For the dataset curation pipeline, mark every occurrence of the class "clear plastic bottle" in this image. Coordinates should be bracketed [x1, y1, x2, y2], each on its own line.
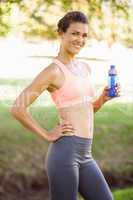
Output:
[108, 65, 118, 97]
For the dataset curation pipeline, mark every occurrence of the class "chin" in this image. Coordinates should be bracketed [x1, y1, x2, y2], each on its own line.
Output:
[70, 48, 81, 55]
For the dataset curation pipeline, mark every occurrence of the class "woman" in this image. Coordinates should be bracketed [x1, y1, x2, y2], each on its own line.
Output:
[11, 11, 120, 200]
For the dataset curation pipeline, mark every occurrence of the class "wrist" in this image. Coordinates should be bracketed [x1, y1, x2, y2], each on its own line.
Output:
[99, 95, 106, 106]
[44, 132, 51, 141]
[38, 129, 50, 141]
[101, 92, 110, 103]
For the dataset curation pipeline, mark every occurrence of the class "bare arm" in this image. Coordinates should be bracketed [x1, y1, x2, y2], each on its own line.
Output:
[84, 62, 109, 113]
[92, 95, 107, 113]
[10, 64, 57, 141]
[93, 85, 120, 113]
[10, 63, 75, 142]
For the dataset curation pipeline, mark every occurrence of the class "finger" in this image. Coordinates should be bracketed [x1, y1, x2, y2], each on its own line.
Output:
[61, 122, 72, 126]
[62, 128, 75, 133]
[62, 129, 75, 133]
[62, 125, 75, 129]
[116, 90, 120, 94]
[115, 86, 120, 90]
[61, 123, 73, 126]
[116, 86, 121, 90]
[61, 132, 75, 137]
[116, 83, 121, 86]
[61, 122, 75, 129]
[116, 88, 121, 92]
[104, 85, 108, 89]
[62, 126, 75, 130]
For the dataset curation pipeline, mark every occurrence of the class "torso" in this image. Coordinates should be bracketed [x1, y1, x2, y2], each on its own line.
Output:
[47, 60, 94, 139]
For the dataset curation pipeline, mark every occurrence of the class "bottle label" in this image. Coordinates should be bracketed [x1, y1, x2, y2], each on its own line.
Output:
[108, 75, 117, 87]
[108, 75, 117, 97]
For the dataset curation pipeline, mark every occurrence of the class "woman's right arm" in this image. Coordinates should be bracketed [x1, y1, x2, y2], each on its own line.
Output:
[10, 64, 75, 142]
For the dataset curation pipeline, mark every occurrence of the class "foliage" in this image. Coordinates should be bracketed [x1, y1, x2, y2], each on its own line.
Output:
[0, 100, 133, 174]
[113, 187, 133, 200]
[0, 0, 133, 46]
[0, 2, 11, 36]
[79, 187, 133, 200]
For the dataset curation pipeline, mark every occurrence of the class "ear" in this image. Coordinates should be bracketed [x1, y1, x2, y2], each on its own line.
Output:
[58, 30, 66, 40]
[58, 30, 64, 36]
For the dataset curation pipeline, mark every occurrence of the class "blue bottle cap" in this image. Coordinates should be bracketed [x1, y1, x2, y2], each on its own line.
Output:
[110, 65, 115, 69]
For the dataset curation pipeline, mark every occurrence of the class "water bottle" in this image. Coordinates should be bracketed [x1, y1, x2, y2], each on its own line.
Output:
[108, 65, 118, 97]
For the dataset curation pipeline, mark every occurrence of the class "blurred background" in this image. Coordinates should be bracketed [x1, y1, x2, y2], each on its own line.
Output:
[0, 1, 133, 200]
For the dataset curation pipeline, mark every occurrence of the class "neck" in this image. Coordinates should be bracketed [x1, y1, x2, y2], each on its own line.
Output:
[56, 45, 75, 65]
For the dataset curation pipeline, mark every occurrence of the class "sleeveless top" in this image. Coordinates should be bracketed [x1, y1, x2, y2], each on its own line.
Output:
[49, 58, 95, 108]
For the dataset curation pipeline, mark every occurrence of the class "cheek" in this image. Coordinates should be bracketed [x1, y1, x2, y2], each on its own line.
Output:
[82, 40, 87, 47]
[65, 38, 74, 46]
[67, 34, 76, 41]
[64, 34, 72, 42]
[62, 39, 69, 47]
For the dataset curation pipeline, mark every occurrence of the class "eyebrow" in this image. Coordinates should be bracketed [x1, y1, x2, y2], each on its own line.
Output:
[72, 30, 88, 35]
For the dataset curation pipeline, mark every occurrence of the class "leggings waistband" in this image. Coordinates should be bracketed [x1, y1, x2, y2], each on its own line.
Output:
[53, 135, 93, 154]
[71, 135, 93, 142]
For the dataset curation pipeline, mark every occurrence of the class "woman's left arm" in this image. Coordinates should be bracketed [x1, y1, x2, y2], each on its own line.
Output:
[84, 62, 120, 112]
[92, 84, 121, 113]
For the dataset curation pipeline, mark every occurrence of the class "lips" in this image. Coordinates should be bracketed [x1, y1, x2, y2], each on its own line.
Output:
[73, 44, 82, 49]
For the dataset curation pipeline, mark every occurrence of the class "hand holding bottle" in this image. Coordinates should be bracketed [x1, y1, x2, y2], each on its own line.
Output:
[108, 65, 118, 97]
[101, 84, 121, 103]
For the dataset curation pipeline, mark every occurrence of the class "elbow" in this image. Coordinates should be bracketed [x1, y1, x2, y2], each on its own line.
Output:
[10, 106, 27, 119]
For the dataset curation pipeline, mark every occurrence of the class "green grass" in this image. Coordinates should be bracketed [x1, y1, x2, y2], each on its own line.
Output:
[0, 78, 31, 86]
[0, 101, 132, 176]
[0, 77, 133, 176]
[93, 102, 133, 173]
[0, 103, 58, 175]
[0, 90, 132, 200]
[78, 187, 133, 200]
[113, 187, 133, 200]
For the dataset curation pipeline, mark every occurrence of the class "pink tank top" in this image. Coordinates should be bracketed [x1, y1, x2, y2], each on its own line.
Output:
[49, 58, 95, 108]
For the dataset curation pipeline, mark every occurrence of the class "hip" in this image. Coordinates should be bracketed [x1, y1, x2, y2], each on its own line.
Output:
[45, 135, 93, 169]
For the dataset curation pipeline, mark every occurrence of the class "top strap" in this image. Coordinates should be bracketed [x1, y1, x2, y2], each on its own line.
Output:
[53, 58, 74, 76]
[53, 58, 89, 80]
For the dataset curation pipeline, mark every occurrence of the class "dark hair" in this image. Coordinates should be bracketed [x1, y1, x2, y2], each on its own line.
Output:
[57, 11, 88, 33]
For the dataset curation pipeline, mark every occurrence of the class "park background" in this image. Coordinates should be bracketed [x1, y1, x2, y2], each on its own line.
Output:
[0, 0, 133, 199]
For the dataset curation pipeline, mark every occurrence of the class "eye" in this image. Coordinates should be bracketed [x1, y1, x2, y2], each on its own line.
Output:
[83, 34, 88, 38]
[72, 32, 78, 35]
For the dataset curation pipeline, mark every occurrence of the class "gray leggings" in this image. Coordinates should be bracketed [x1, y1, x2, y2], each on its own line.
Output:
[44, 135, 113, 200]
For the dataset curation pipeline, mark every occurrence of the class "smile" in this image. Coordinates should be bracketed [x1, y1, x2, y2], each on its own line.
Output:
[73, 44, 81, 49]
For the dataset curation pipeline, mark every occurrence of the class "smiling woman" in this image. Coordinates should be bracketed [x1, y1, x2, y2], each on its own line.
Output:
[57, 13, 88, 55]
[11, 11, 120, 200]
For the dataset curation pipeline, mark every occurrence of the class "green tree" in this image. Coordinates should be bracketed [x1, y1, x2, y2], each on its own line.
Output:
[0, 2, 11, 36]
[0, 0, 133, 46]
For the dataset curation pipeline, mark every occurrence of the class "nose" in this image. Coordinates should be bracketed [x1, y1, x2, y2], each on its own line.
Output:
[78, 35, 84, 41]
[76, 36, 84, 45]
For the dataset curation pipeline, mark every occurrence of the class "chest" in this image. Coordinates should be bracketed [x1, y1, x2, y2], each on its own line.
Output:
[47, 64, 89, 93]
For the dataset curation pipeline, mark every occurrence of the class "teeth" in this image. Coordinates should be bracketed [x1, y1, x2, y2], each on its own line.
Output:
[74, 45, 80, 48]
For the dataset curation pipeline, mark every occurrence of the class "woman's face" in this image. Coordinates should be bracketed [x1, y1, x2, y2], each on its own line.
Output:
[60, 22, 88, 55]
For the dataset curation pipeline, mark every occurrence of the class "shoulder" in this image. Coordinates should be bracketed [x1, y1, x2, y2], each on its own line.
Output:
[43, 62, 62, 78]
[44, 62, 58, 73]
[48, 61, 64, 74]
[78, 60, 92, 75]
[30, 62, 61, 88]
